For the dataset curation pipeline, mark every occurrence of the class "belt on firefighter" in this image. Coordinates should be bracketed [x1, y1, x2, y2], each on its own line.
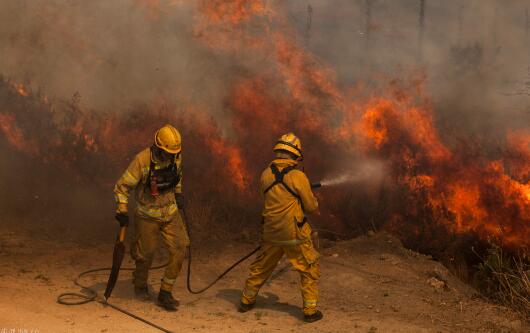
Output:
[136, 204, 178, 220]
[265, 235, 311, 246]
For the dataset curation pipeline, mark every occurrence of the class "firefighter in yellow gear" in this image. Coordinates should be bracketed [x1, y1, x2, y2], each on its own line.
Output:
[239, 133, 323, 323]
[113, 124, 189, 311]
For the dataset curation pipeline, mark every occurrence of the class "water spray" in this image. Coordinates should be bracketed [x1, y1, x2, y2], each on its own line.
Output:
[311, 159, 385, 189]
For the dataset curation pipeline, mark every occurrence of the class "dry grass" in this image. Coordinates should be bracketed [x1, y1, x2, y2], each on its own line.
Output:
[474, 245, 530, 317]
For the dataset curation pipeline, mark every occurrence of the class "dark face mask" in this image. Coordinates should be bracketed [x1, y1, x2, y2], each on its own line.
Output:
[153, 145, 176, 162]
[160, 150, 176, 161]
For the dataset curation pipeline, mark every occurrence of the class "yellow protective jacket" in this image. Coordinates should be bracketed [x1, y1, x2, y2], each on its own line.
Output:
[260, 158, 318, 243]
[114, 147, 182, 222]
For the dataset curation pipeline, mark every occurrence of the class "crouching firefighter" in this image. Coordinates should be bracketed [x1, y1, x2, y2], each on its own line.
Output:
[113, 124, 190, 311]
[239, 133, 322, 323]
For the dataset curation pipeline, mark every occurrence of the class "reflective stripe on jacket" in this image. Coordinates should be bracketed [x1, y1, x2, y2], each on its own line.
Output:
[114, 147, 182, 222]
[260, 158, 318, 243]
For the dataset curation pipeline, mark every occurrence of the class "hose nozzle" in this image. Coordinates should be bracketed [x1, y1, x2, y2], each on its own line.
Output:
[311, 182, 322, 189]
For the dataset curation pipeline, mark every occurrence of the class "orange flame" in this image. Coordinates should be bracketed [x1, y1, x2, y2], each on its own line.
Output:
[207, 137, 248, 191]
[0, 113, 36, 153]
[357, 88, 529, 250]
[194, 0, 271, 51]
[199, 0, 268, 25]
[12, 83, 29, 97]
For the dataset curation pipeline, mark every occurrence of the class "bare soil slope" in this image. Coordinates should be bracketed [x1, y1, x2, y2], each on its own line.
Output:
[0, 223, 527, 333]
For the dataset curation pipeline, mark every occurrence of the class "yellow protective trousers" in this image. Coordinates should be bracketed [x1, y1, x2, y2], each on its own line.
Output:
[131, 212, 190, 292]
[241, 238, 320, 316]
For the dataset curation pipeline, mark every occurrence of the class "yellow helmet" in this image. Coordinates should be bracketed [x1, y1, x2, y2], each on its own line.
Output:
[273, 132, 302, 158]
[154, 124, 182, 154]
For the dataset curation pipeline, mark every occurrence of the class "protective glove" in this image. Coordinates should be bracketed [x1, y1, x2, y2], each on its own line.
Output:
[115, 212, 129, 227]
[175, 193, 185, 209]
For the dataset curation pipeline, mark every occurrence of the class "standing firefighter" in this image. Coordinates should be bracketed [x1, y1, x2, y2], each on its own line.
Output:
[113, 124, 189, 311]
[239, 133, 322, 322]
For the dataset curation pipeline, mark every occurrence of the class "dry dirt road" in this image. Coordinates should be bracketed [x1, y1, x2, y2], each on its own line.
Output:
[0, 225, 527, 333]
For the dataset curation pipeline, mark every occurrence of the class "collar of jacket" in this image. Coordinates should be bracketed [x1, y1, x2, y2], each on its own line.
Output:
[271, 158, 298, 167]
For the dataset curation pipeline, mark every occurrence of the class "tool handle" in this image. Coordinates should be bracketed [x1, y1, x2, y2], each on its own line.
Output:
[118, 226, 127, 242]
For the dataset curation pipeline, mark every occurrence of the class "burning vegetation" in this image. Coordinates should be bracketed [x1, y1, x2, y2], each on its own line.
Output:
[0, 0, 528, 315]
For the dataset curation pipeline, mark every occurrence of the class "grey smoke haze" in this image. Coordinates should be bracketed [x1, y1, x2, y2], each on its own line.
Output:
[0, 1, 233, 112]
[286, 0, 530, 146]
[292, 0, 529, 78]
[1, 0, 529, 134]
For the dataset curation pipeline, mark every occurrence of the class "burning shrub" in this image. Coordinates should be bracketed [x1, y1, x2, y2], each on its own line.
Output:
[0, 77, 262, 238]
[1, 70, 529, 253]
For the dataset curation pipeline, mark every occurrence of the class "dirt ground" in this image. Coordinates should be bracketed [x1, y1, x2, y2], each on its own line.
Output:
[0, 222, 527, 333]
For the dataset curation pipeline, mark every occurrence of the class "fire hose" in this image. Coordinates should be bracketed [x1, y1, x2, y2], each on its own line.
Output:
[56, 263, 173, 332]
[185, 181, 322, 294]
[56, 237, 259, 333]
[56, 210, 261, 333]
[57, 182, 323, 332]
[183, 207, 261, 294]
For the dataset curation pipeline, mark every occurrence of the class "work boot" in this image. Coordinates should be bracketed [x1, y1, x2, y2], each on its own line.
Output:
[238, 301, 255, 313]
[134, 285, 150, 301]
[303, 310, 323, 323]
[157, 290, 178, 311]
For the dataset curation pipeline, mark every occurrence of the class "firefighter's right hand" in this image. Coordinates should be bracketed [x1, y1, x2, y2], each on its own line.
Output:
[115, 212, 129, 227]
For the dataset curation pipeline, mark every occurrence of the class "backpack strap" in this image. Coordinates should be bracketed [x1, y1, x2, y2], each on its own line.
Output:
[148, 158, 155, 182]
[263, 164, 300, 200]
[263, 164, 307, 228]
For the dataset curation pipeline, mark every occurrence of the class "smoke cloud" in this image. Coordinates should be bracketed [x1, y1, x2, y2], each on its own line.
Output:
[0, 1, 235, 114]
[2, 1, 529, 127]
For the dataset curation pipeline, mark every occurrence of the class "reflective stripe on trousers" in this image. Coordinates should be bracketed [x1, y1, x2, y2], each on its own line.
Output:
[136, 203, 178, 221]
